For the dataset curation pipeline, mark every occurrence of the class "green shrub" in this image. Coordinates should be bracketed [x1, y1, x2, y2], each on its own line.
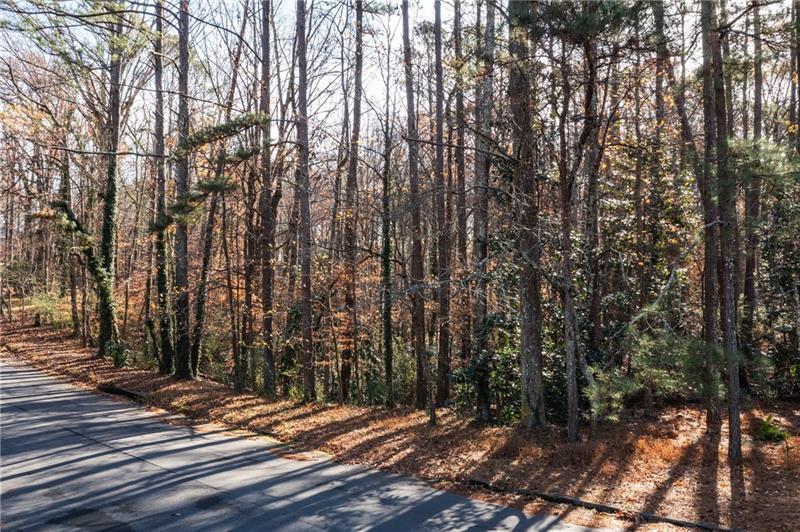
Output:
[106, 340, 129, 368]
[29, 291, 60, 324]
[754, 415, 788, 442]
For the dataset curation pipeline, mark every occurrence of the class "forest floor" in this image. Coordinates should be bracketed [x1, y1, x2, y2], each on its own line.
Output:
[1, 322, 798, 531]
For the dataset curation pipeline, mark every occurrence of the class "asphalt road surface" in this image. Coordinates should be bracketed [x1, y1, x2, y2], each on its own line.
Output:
[0, 359, 599, 531]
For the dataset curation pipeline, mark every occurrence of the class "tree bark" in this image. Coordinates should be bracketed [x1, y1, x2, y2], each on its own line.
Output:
[558, 42, 580, 441]
[710, 3, 742, 463]
[402, 0, 427, 411]
[742, 3, 763, 359]
[341, 0, 363, 402]
[434, 0, 451, 407]
[701, 0, 723, 431]
[454, 0, 469, 363]
[97, 8, 122, 357]
[381, 24, 394, 408]
[173, 0, 193, 379]
[509, 0, 545, 429]
[473, 0, 494, 423]
[296, 0, 315, 402]
[259, 0, 278, 397]
[153, 0, 174, 375]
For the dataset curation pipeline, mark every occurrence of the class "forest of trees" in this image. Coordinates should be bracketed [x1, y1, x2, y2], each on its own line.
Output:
[1, 0, 799, 476]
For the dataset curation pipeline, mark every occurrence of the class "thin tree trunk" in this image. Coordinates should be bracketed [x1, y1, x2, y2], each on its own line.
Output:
[434, 0, 451, 407]
[296, 0, 315, 402]
[454, 0, 469, 363]
[153, 0, 174, 374]
[260, 0, 278, 397]
[402, 0, 427, 412]
[473, 0, 494, 423]
[173, 0, 193, 379]
[560, 41, 579, 443]
[742, 4, 763, 362]
[341, 0, 363, 402]
[221, 193, 243, 391]
[97, 8, 122, 357]
[381, 25, 394, 408]
[711, 3, 742, 464]
[59, 129, 81, 337]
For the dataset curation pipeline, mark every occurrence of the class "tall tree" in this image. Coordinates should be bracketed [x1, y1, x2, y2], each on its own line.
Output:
[402, 0, 427, 411]
[742, 3, 763, 363]
[652, 0, 720, 432]
[381, 19, 394, 408]
[473, 0, 494, 422]
[96, 4, 123, 357]
[260, 0, 278, 396]
[454, 0, 469, 362]
[710, 2, 742, 464]
[173, 0, 193, 379]
[342, 0, 363, 402]
[700, 0, 722, 431]
[296, 0, 315, 402]
[559, 38, 579, 442]
[153, 0, 174, 375]
[434, 0, 451, 407]
[509, 0, 545, 428]
[190, 2, 249, 376]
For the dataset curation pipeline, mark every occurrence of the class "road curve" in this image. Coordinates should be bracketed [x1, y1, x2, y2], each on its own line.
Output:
[0, 359, 598, 531]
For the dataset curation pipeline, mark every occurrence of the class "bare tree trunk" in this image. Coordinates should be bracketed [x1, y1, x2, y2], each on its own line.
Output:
[190, 193, 219, 375]
[402, 0, 427, 412]
[700, 0, 722, 432]
[153, 0, 174, 375]
[296, 0, 315, 402]
[742, 3, 763, 366]
[473, 0, 494, 423]
[97, 8, 122, 357]
[454, 0, 469, 363]
[381, 24, 394, 408]
[58, 127, 81, 337]
[434, 0, 451, 407]
[260, 0, 278, 397]
[173, 0, 193, 379]
[559, 41, 579, 443]
[341, 0, 363, 402]
[711, 3, 742, 464]
[509, 0, 545, 429]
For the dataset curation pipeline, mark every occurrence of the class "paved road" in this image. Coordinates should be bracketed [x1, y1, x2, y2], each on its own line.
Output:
[0, 360, 596, 531]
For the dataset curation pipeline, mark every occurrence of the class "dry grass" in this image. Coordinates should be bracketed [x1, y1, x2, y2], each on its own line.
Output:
[2, 322, 798, 531]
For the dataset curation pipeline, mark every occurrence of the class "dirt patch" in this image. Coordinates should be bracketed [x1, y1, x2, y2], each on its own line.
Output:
[2, 322, 798, 530]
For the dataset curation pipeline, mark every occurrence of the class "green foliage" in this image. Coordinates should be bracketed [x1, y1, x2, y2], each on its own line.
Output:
[150, 178, 236, 232]
[172, 113, 268, 160]
[453, 314, 521, 425]
[584, 369, 640, 422]
[106, 340, 129, 368]
[488, 344, 521, 425]
[754, 415, 789, 442]
[538, 1, 642, 44]
[29, 291, 60, 324]
[391, 338, 418, 406]
[217, 146, 261, 165]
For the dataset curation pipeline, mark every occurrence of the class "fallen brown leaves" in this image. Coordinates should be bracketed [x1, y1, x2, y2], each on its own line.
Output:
[2, 323, 798, 531]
